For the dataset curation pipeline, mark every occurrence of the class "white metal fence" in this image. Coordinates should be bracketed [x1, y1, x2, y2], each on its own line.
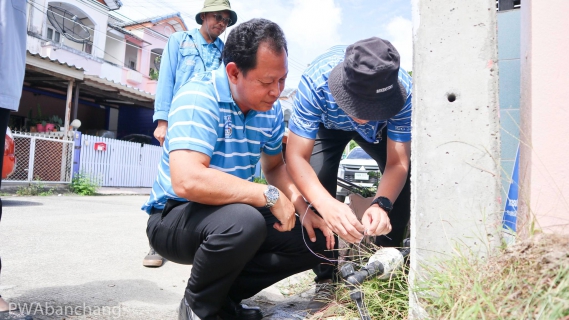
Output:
[6, 132, 74, 183]
[79, 134, 162, 187]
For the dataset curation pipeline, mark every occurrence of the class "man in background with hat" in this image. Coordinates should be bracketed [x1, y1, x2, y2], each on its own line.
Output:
[285, 37, 412, 311]
[144, 0, 238, 268]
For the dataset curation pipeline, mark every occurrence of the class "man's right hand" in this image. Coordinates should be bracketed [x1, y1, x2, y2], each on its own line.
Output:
[318, 199, 365, 243]
[154, 120, 168, 146]
[269, 190, 296, 232]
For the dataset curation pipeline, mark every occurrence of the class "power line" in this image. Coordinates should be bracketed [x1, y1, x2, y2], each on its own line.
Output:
[118, 0, 310, 74]
[29, 1, 165, 59]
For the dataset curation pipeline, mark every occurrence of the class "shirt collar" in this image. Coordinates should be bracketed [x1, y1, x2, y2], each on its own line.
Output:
[192, 28, 223, 49]
[213, 65, 234, 103]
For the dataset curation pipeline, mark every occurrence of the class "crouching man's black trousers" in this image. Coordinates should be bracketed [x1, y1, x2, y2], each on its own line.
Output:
[147, 199, 329, 320]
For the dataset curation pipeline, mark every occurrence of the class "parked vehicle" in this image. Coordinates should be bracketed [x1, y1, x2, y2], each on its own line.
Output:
[3, 127, 16, 179]
[120, 133, 154, 145]
[336, 147, 379, 202]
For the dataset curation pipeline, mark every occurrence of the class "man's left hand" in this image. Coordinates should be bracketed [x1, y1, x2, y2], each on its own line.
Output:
[300, 208, 335, 250]
[361, 205, 392, 236]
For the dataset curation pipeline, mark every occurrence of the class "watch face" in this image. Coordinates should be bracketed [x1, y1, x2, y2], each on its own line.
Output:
[376, 197, 393, 211]
[266, 186, 279, 201]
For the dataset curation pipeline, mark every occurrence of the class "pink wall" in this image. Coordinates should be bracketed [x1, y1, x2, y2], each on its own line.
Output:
[520, 0, 569, 235]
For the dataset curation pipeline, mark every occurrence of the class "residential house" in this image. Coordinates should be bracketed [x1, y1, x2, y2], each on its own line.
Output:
[14, 0, 187, 144]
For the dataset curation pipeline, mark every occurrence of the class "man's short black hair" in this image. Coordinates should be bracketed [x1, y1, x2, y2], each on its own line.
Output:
[222, 18, 288, 75]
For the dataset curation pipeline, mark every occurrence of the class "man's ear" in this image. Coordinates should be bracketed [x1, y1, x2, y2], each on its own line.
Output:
[226, 62, 240, 85]
[200, 13, 205, 20]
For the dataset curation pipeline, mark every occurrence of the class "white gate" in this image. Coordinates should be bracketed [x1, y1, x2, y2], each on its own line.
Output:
[79, 134, 162, 187]
[6, 132, 74, 184]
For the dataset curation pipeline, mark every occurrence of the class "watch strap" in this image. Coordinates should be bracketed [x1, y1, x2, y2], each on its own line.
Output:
[370, 196, 393, 213]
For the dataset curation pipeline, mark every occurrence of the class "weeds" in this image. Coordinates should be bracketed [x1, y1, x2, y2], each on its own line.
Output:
[415, 233, 569, 320]
[308, 234, 569, 319]
[311, 244, 410, 320]
[70, 173, 99, 195]
[16, 177, 54, 196]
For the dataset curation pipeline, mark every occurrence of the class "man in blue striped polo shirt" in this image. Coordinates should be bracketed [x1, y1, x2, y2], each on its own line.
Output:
[145, 0, 237, 268]
[143, 19, 333, 320]
[286, 37, 412, 311]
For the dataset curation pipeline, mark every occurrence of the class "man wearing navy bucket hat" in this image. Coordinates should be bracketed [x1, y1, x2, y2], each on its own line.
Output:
[286, 37, 413, 312]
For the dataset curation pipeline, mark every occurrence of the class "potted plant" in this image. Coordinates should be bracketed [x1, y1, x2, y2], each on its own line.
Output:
[46, 115, 63, 132]
[34, 104, 46, 132]
[36, 120, 46, 133]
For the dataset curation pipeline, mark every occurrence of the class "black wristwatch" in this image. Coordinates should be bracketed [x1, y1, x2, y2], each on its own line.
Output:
[370, 196, 393, 213]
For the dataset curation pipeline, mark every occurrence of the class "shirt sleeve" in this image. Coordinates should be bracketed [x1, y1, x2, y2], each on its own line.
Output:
[262, 101, 284, 155]
[153, 33, 181, 122]
[166, 84, 220, 157]
[288, 74, 324, 140]
[386, 84, 412, 142]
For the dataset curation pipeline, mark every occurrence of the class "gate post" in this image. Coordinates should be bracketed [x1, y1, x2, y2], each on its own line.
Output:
[73, 131, 82, 178]
[27, 137, 37, 182]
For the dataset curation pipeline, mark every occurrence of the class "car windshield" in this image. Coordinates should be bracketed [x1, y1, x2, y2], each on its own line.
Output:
[347, 148, 372, 160]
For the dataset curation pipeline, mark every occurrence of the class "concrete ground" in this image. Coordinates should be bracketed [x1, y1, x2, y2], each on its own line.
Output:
[0, 194, 320, 320]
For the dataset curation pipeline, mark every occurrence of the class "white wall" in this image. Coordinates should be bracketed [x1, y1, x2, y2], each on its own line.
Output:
[104, 30, 126, 66]
[124, 41, 139, 71]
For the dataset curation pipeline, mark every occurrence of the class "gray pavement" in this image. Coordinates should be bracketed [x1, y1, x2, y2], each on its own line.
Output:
[0, 195, 319, 320]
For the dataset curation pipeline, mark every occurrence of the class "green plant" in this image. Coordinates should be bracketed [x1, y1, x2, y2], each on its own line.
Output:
[149, 68, 159, 80]
[47, 115, 63, 129]
[253, 177, 267, 185]
[70, 173, 100, 195]
[16, 177, 54, 196]
[348, 140, 359, 151]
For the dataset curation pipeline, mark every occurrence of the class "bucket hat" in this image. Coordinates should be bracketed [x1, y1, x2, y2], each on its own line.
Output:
[329, 37, 407, 121]
[195, 0, 237, 27]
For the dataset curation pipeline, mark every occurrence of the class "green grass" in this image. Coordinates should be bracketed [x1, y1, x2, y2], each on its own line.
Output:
[310, 233, 569, 320]
[415, 233, 569, 320]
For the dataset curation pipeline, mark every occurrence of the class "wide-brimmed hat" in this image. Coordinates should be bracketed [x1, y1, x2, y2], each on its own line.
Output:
[195, 0, 237, 27]
[329, 37, 407, 121]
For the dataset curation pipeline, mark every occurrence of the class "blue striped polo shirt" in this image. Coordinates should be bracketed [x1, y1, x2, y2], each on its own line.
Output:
[289, 45, 413, 143]
[142, 66, 285, 213]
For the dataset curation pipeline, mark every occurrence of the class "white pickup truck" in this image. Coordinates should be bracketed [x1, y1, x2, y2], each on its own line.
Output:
[336, 147, 379, 202]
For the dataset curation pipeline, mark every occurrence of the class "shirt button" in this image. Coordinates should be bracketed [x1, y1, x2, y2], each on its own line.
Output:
[238, 111, 242, 115]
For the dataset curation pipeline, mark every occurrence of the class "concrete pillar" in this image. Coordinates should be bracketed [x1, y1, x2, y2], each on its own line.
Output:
[519, 0, 569, 236]
[410, 0, 501, 316]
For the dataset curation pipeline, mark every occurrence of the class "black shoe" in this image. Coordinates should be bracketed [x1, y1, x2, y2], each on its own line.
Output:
[178, 298, 201, 320]
[218, 299, 262, 320]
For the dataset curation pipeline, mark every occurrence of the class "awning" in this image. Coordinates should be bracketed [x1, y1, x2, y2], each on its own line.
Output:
[83, 75, 155, 102]
[26, 51, 84, 80]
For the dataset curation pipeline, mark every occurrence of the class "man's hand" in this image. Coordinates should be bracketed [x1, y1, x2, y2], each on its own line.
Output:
[318, 199, 365, 243]
[269, 190, 296, 232]
[361, 205, 392, 236]
[154, 120, 168, 146]
[299, 208, 335, 250]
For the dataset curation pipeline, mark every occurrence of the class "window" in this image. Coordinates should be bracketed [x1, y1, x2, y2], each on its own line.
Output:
[47, 27, 61, 43]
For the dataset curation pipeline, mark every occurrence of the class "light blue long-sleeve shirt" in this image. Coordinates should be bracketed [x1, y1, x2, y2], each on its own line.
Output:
[0, 0, 28, 111]
[153, 28, 224, 122]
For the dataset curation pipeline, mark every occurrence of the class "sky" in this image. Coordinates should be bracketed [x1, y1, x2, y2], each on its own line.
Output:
[113, 0, 412, 89]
